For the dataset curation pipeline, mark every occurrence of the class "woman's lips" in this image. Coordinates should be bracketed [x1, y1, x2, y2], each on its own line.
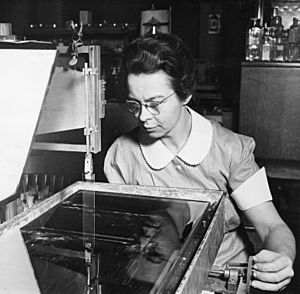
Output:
[143, 126, 157, 132]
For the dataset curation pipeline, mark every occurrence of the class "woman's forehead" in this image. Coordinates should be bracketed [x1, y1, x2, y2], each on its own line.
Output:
[127, 71, 172, 97]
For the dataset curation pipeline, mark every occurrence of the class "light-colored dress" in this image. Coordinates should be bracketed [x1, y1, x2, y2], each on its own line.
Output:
[104, 107, 272, 269]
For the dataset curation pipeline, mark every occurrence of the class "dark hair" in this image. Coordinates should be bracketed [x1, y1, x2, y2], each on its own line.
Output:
[122, 33, 195, 101]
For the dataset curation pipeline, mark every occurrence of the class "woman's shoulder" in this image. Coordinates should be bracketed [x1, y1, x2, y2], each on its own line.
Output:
[104, 127, 141, 169]
[211, 120, 255, 148]
[110, 126, 140, 148]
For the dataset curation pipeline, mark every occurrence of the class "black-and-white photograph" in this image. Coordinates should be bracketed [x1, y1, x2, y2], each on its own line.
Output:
[0, 0, 299, 293]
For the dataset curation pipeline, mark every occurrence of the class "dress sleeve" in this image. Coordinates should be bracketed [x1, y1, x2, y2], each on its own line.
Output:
[228, 134, 259, 191]
[104, 140, 129, 184]
[229, 134, 272, 211]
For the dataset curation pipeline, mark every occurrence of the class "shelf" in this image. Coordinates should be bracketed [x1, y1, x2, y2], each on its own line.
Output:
[193, 83, 222, 101]
[241, 61, 300, 68]
[19, 24, 138, 38]
[194, 83, 221, 91]
[257, 159, 300, 180]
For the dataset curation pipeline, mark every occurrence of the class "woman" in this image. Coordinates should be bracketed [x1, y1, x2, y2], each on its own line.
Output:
[104, 33, 295, 293]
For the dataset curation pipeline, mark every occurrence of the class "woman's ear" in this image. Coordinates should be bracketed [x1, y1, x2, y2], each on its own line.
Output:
[182, 94, 192, 106]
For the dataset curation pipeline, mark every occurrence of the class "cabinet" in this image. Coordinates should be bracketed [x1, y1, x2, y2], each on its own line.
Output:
[239, 62, 300, 161]
[239, 62, 300, 177]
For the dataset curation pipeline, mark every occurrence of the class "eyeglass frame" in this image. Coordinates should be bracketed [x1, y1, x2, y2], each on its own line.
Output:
[125, 92, 176, 117]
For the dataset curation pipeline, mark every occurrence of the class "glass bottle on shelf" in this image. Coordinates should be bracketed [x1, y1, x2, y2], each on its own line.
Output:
[271, 9, 284, 61]
[288, 18, 300, 61]
[246, 18, 263, 61]
[269, 27, 276, 61]
[296, 19, 300, 61]
[274, 32, 284, 61]
[270, 8, 279, 26]
[261, 23, 271, 61]
[245, 19, 254, 61]
[282, 29, 289, 61]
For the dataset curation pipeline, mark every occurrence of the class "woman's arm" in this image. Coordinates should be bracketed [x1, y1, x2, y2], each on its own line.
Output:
[244, 201, 296, 292]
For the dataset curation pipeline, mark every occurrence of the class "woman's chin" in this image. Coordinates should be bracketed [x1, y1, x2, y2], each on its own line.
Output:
[141, 127, 161, 138]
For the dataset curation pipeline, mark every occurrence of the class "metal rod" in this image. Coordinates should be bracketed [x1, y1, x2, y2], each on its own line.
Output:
[84, 62, 91, 155]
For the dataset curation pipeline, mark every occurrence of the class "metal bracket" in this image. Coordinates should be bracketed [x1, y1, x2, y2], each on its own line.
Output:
[83, 67, 98, 76]
[84, 153, 94, 182]
[66, 20, 83, 66]
[224, 265, 244, 293]
[85, 242, 101, 294]
[208, 256, 254, 294]
[84, 127, 98, 136]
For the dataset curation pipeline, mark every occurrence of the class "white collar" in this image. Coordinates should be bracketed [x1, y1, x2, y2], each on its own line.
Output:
[139, 107, 213, 170]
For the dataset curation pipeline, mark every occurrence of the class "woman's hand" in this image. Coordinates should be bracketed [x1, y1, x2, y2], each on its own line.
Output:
[251, 249, 294, 292]
[244, 201, 296, 291]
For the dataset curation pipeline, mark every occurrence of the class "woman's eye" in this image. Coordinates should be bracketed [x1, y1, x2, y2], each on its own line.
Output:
[149, 102, 160, 108]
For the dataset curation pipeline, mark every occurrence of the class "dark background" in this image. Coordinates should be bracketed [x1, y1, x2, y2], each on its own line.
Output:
[0, 0, 269, 117]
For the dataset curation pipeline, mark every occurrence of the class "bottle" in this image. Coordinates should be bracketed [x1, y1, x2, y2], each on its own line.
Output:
[247, 18, 263, 61]
[271, 9, 284, 61]
[261, 24, 271, 61]
[274, 32, 284, 61]
[288, 18, 300, 61]
[245, 19, 254, 61]
[269, 27, 276, 61]
[282, 29, 289, 61]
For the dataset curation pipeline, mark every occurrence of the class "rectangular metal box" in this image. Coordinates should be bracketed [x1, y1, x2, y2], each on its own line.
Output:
[0, 182, 225, 294]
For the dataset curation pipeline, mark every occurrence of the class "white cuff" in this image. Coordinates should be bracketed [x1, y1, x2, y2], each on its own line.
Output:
[231, 167, 272, 211]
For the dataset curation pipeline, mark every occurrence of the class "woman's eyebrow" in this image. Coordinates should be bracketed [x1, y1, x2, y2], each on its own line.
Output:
[145, 95, 165, 101]
[128, 95, 165, 101]
[127, 96, 138, 101]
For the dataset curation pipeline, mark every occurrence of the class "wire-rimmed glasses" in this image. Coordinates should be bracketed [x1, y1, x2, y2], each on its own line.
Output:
[125, 92, 175, 117]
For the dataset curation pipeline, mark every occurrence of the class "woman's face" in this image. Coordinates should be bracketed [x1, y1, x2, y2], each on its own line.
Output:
[127, 71, 187, 140]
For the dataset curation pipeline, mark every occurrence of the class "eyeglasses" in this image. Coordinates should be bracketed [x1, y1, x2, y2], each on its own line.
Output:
[125, 92, 175, 117]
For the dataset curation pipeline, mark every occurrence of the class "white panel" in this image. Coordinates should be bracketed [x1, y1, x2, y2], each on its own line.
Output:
[37, 67, 85, 134]
[0, 229, 40, 293]
[0, 49, 56, 201]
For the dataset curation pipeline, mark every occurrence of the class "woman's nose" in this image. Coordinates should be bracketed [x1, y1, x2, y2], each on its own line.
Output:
[139, 105, 153, 121]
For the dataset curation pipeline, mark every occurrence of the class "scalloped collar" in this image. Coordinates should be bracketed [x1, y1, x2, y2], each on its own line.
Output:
[139, 107, 213, 170]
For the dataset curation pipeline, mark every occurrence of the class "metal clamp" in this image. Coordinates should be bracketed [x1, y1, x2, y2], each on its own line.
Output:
[85, 242, 101, 294]
[209, 256, 254, 294]
[83, 67, 98, 76]
[66, 20, 83, 66]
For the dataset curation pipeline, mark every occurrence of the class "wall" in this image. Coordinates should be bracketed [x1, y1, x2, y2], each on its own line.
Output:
[0, 0, 201, 55]
[0, 0, 270, 123]
[0, 0, 266, 132]
[0, 0, 257, 64]
[0, 0, 264, 146]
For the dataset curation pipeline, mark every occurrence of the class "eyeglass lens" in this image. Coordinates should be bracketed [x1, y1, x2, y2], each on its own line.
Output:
[126, 101, 141, 115]
[126, 92, 174, 116]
